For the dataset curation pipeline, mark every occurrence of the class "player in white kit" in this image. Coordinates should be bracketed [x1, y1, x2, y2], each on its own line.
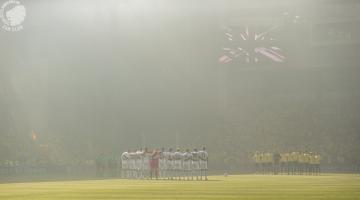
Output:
[121, 150, 130, 178]
[128, 151, 136, 179]
[135, 149, 143, 179]
[159, 147, 167, 179]
[198, 146, 208, 180]
[191, 148, 200, 180]
[142, 147, 151, 179]
[166, 148, 174, 180]
[183, 149, 193, 180]
[174, 148, 183, 180]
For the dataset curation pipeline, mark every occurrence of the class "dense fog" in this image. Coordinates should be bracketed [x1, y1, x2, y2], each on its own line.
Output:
[1, 0, 360, 175]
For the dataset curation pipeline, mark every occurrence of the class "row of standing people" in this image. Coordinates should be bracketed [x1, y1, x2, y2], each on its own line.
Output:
[253, 151, 321, 175]
[121, 147, 208, 180]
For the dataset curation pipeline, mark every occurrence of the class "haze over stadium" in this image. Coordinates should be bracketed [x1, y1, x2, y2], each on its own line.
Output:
[0, 0, 360, 199]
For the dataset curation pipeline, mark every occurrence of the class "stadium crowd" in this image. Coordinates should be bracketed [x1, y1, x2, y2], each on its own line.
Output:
[0, 158, 95, 176]
[252, 151, 321, 175]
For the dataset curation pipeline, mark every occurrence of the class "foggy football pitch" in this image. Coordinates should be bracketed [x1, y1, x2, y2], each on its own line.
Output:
[1, 174, 360, 200]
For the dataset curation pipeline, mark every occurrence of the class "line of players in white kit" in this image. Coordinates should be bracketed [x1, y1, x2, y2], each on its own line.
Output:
[121, 147, 208, 180]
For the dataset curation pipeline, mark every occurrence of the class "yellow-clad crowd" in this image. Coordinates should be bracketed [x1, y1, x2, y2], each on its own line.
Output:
[252, 151, 321, 175]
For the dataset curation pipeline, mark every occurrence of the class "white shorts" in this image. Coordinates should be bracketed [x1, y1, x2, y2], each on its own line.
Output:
[174, 160, 182, 170]
[159, 159, 166, 170]
[183, 160, 191, 170]
[122, 160, 128, 169]
[136, 159, 142, 170]
[200, 160, 208, 170]
[166, 160, 174, 170]
[143, 159, 150, 170]
[129, 160, 136, 170]
[192, 161, 200, 170]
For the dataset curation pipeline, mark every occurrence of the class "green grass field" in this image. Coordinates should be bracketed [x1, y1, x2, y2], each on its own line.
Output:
[1, 174, 360, 200]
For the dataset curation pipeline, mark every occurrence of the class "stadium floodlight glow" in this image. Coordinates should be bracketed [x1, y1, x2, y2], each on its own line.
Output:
[219, 26, 286, 64]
